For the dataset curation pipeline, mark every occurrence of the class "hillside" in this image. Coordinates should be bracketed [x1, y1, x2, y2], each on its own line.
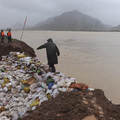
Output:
[9, 22, 31, 30]
[32, 10, 109, 31]
[32, 16, 56, 30]
[110, 25, 120, 31]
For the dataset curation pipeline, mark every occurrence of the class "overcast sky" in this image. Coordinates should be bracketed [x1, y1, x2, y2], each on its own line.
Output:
[0, 0, 120, 29]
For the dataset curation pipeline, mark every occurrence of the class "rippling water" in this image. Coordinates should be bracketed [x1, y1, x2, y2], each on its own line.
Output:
[12, 31, 120, 104]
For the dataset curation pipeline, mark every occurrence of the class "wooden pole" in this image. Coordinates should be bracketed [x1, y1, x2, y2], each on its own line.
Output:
[20, 16, 27, 41]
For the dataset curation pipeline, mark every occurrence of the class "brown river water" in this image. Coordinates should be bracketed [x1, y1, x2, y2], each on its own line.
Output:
[11, 31, 120, 104]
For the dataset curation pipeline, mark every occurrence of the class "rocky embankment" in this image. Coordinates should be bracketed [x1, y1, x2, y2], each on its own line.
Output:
[0, 39, 120, 120]
[0, 36, 36, 60]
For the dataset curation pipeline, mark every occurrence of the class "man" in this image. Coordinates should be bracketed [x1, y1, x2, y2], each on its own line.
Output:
[7, 30, 12, 43]
[1, 30, 4, 44]
[37, 38, 60, 72]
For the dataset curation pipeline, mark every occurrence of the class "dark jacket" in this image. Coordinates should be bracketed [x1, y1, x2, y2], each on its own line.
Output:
[37, 39, 60, 65]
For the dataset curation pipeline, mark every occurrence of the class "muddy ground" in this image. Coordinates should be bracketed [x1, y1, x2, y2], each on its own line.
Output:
[22, 89, 120, 120]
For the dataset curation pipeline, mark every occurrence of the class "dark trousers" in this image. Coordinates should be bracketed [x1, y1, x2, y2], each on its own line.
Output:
[49, 64, 56, 72]
[1, 36, 4, 43]
[8, 37, 12, 43]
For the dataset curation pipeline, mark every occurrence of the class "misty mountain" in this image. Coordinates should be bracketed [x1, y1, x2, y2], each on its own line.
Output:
[10, 23, 30, 30]
[32, 10, 110, 31]
[110, 25, 120, 31]
[32, 16, 56, 30]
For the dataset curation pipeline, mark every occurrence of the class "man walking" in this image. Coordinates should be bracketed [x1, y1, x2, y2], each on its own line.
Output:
[37, 38, 60, 72]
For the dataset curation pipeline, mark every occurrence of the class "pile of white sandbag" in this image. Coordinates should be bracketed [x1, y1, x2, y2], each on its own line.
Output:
[0, 52, 76, 120]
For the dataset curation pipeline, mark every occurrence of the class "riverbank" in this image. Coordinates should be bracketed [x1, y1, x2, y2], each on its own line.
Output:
[11, 30, 120, 104]
[22, 89, 120, 120]
[0, 39, 119, 120]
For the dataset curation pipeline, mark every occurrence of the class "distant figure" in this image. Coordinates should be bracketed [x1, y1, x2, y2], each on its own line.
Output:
[37, 38, 60, 72]
[7, 30, 12, 43]
[1, 30, 4, 44]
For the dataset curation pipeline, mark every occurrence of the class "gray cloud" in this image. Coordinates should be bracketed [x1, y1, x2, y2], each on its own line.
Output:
[0, 0, 120, 29]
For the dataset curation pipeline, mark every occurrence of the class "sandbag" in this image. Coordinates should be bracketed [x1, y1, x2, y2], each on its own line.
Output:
[17, 54, 25, 58]
[69, 83, 88, 90]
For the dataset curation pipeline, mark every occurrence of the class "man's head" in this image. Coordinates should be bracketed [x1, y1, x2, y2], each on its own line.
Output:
[47, 38, 53, 42]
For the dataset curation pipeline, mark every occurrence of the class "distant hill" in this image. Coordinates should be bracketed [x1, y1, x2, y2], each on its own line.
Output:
[32, 16, 56, 30]
[110, 25, 120, 31]
[10, 23, 30, 30]
[32, 10, 110, 31]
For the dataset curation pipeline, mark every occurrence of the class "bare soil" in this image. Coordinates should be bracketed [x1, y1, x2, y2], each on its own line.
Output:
[22, 89, 120, 120]
[0, 36, 36, 60]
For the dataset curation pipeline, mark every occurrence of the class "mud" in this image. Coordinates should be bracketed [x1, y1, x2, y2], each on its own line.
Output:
[22, 89, 120, 120]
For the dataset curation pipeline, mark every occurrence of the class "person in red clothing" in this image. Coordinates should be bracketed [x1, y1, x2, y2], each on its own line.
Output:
[1, 30, 4, 43]
[7, 30, 12, 43]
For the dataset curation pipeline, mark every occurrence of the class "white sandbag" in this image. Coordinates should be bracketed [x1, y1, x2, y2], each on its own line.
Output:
[51, 84, 57, 90]
[0, 88, 3, 92]
[3, 87, 8, 92]
[0, 111, 10, 118]
[5, 83, 12, 87]
[51, 88, 59, 98]
[34, 73, 42, 81]
[45, 72, 54, 80]
[39, 93, 46, 100]
[57, 80, 64, 87]
[46, 89, 52, 94]
[87, 88, 94, 91]
[36, 87, 45, 93]
[39, 97, 48, 106]
[18, 101, 23, 106]
[40, 83, 47, 89]
[30, 83, 38, 91]
[10, 111, 18, 120]
[0, 116, 10, 120]
[52, 75, 60, 82]
[32, 106, 36, 111]
[5, 104, 10, 109]
[58, 88, 67, 92]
